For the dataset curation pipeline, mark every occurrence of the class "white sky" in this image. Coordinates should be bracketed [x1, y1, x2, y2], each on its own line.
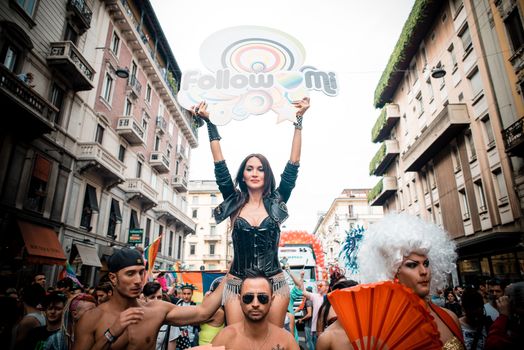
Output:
[151, 0, 416, 232]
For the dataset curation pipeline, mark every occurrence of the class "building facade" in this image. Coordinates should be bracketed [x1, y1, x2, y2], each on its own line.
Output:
[0, 0, 197, 289]
[184, 180, 230, 271]
[368, 0, 524, 285]
[314, 189, 383, 267]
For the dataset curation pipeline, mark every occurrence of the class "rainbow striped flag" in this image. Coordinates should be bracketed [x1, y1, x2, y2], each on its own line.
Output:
[144, 234, 162, 272]
[59, 261, 83, 288]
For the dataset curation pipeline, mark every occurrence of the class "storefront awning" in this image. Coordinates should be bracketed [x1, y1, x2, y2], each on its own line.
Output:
[75, 243, 102, 267]
[18, 220, 66, 265]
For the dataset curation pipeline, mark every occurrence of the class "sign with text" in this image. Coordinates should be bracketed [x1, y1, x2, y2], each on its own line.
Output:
[178, 26, 338, 125]
[128, 229, 144, 244]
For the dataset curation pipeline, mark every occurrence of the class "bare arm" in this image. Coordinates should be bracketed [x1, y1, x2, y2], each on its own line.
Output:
[286, 268, 304, 290]
[165, 276, 225, 325]
[211, 326, 236, 347]
[289, 97, 310, 164]
[316, 332, 333, 350]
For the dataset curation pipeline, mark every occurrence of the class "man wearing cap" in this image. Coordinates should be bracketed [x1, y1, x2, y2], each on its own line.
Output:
[172, 283, 199, 349]
[73, 248, 225, 350]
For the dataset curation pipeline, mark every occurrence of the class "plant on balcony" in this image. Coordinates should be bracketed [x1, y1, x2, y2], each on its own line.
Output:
[373, 0, 434, 108]
[166, 70, 178, 95]
[367, 179, 384, 203]
[371, 107, 387, 143]
[369, 143, 386, 176]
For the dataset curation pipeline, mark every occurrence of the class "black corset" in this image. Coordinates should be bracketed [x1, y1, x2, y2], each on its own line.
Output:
[229, 216, 282, 278]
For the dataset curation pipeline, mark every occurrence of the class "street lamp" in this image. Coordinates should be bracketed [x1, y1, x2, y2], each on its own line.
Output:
[431, 67, 446, 79]
[115, 67, 130, 79]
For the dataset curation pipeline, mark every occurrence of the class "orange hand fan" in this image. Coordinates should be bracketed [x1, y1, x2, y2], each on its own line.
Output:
[328, 281, 442, 350]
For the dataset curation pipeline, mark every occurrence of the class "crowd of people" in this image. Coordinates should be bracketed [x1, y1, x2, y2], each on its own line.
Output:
[1, 98, 524, 349]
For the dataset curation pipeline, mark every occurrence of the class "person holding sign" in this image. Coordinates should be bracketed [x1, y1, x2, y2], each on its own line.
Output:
[191, 97, 309, 327]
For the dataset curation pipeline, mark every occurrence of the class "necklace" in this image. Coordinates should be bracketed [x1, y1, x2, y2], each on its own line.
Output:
[243, 322, 270, 350]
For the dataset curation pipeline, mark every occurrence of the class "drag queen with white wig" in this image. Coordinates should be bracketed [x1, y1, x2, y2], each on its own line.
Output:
[357, 213, 466, 350]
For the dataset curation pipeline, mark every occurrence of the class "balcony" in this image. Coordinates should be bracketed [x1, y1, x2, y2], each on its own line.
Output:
[150, 151, 170, 173]
[76, 142, 125, 188]
[371, 104, 401, 143]
[0, 64, 57, 135]
[126, 75, 141, 99]
[177, 144, 187, 160]
[204, 235, 222, 242]
[47, 41, 95, 91]
[509, 46, 524, 74]
[156, 116, 167, 135]
[66, 0, 92, 34]
[121, 178, 157, 211]
[116, 117, 145, 145]
[154, 200, 196, 232]
[171, 175, 188, 192]
[369, 140, 399, 176]
[403, 104, 470, 171]
[203, 254, 222, 261]
[368, 176, 398, 206]
[502, 117, 524, 157]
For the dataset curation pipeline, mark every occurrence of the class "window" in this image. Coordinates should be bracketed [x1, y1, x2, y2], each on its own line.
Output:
[409, 61, 418, 85]
[402, 114, 408, 135]
[406, 183, 412, 205]
[209, 243, 215, 255]
[192, 196, 199, 205]
[348, 204, 354, 218]
[129, 209, 140, 230]
[154, 136, 160, 151]
[142, 113, 149, 141]
[468, 68, 483, 98]
[124, 98, 133, 116]
[50, 84, 65, 124]
[210, 207, 215, 217]
[416, 92, 424, 117]
[145, 218, 152, 246]
[505, 8, 524, 53]
[190, 244, 196, 255]
[136, 161, 142, 178]
[146, 84, 152, 103]
[102, 73, 113, 101]
[131, 62, 138, 82]
[80, 184, 99, 230]
[64, 24, 78, 45]
[2, 45, 18, 71]
[168, 231, 174, 256]
[465, 131, 477, 161]
[177, 236, 182, 259]
[25, 155, 51, 213]
[452, 145, 461, 172]
[210, 225, 216, 235]
[210, 193, 217, 204]
[15, 0, 37, 17]
[475, 180, 487, 213]
[448, 44, 457, 69]
[107, 199, 122, 237]
[398, 190, 404, 210]
[166, 144, 172, 158]
[459, 189, 470, 220]
[451, 0, 463, 15]
[426, 78, 434, 101]
[111, 31, 120, 55]
[95, 124, 104, 144]
[192, 209, 198, 218]
[421, 171, 428, 194]
[481, 116, 495, 147]
[412, 179, 418, 202]
[118, 145, 126, 162]
[493, 168, 508, 203]
[459, 25, 472, 53]
[428, 164, 437, 189]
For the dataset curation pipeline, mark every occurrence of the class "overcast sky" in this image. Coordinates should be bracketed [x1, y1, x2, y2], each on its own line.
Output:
[151, 0, 416, 231]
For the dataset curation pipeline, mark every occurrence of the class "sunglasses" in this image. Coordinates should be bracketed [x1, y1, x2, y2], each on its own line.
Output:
[241, 293, 270, 305]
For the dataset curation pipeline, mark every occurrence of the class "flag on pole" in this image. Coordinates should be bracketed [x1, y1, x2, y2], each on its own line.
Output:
[144, 234, 162, 272]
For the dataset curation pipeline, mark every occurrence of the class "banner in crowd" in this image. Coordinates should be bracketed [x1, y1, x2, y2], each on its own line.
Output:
[164, 271, 226, 303]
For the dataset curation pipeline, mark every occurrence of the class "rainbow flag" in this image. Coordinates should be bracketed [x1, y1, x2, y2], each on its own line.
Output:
[59, 261, 83, 288]
[144, 234, 162, 272]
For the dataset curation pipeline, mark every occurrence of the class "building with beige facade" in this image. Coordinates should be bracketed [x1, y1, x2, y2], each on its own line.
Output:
[313, 189, 383, 267]
[0, 0, 197, 288]
[368, 0, 524, 285]
[184, 180, 231, 271]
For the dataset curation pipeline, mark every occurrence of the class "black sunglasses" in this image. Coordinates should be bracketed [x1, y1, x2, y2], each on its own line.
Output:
[241, 293, 269, 305]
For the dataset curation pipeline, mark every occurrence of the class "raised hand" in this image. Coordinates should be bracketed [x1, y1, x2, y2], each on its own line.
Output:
[192, 101, 210, 119]
[292, 97, 310, 116]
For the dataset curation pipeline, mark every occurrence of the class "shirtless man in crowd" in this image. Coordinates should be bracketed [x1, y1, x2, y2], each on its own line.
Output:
[212, 268, 299, 350]
[315, 319, 352, 350]
[73, 248, 224, 350]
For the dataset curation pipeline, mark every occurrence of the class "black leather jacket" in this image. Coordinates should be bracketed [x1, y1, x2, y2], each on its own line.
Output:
[212, 160, 299, 278]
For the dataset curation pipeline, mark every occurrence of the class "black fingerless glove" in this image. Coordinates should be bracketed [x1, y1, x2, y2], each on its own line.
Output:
[206, 119, 221, 142]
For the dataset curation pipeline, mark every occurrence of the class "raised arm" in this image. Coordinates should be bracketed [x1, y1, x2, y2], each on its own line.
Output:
[193, 101, 224, 162]
[165, 275, 225, 325]
[289, 97, 310, 164]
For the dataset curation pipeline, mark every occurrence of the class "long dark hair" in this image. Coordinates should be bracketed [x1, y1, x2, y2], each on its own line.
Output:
[235, 154, 276, 197]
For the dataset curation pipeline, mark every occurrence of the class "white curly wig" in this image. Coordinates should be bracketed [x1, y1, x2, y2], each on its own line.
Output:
[357, 213, 457, 293]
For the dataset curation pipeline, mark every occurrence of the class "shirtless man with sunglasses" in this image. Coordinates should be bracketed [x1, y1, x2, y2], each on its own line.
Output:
[212, 268, 299, 350]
